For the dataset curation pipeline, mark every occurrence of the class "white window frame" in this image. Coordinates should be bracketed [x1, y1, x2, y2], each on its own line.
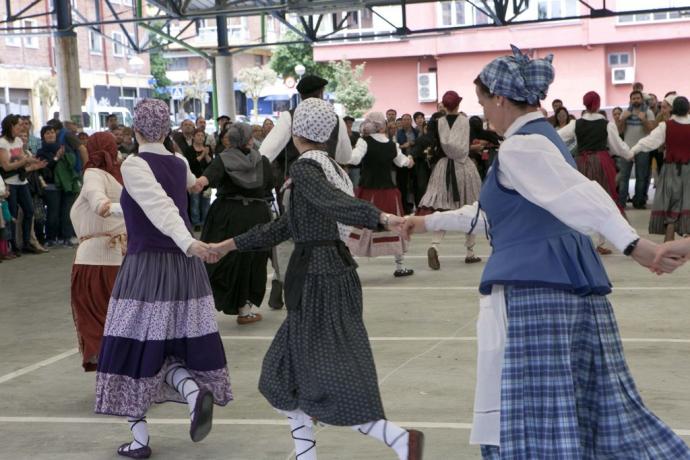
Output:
[608, 52, 631, 67]
[5, 22, 22, 47]
[22, 20, 39, 48]
[437, 1, 491, 27]
[318, 7, 399, 43]
[227, 17, 248, 43]
[89, 29, 103, 54]
[198, 19, 217, 41]
[617, 0, 690, 24]
[112, 31, 125, 57]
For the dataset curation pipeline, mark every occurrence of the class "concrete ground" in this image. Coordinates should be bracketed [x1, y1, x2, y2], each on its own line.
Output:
[1, 209, 689, 460]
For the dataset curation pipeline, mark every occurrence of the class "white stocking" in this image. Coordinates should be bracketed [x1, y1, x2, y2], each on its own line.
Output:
[280, 409, 317, 460]
[352, 419, 409, 460]
[164, 363, 200, 418]
[465, 233, 476, 258]
[431, 231, 445, 249]
[120, 416, 149, 452]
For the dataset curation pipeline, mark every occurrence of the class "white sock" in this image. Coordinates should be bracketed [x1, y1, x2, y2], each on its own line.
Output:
[465, 233, 476, 258]
[352, 419, 409, 460]
[282, 409, 317, 460]
[394, 255, 404, 271]
[122, 416, 149, 451]
[431, 230, 445, 249]
[164, 364, 200, 418]
[238, 303, 255, 317]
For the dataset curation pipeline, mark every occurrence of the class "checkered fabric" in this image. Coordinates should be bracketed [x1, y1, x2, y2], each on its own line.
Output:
[479, 45, 555, 106]
[480, 286, 690, 460]
[292, 98, 337, 143]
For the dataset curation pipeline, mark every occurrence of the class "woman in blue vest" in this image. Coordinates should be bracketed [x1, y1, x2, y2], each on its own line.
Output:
[404, 46, 689, 459]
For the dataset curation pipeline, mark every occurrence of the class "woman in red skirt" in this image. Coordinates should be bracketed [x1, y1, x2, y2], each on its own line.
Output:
[69, 133, 126, 371]
[558, 91, 634, 254]
[347, 111, 415, 277]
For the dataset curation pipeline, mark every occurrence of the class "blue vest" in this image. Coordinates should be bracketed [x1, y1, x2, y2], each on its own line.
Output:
[478, 117, 611, 296]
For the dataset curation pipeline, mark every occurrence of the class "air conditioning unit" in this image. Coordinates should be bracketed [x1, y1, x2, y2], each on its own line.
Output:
[417, 73, 437, 103]
[611, 67, 635, 85]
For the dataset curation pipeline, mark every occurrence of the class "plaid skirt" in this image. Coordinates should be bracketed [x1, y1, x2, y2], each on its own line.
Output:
[481, 286, 690, 459]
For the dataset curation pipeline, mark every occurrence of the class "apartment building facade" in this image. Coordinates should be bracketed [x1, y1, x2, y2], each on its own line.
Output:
[0, 0, 151, 127]
[313, 0, 690, 116]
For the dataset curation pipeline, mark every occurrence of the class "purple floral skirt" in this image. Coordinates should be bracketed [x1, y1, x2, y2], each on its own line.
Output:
[94, 251, 233, 418]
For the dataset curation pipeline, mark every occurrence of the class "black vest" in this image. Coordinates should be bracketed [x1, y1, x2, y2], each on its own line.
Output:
[277, 108, 340, 178]
[575, 118, 608, 152]
[359, 137, 397, 189]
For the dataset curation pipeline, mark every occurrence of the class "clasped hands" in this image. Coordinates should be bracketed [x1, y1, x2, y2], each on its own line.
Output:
[187, 239, 237, 263]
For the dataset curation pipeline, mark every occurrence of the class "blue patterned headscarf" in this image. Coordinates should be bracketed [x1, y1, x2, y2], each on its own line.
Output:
[479, 45, 555, 106]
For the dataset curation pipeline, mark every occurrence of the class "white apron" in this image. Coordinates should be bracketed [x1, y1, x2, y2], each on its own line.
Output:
[469, 285, 508, 447]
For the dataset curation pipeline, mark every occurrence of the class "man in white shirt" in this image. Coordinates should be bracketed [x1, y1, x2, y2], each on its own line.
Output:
[259, 75, 352, 169]
[259, 75, 352, 312]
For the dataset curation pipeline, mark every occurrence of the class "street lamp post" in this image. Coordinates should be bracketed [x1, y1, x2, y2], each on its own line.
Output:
[114, 67, 126, 107]
[294, 64, 305, 80]
[294, 64, 305, 107]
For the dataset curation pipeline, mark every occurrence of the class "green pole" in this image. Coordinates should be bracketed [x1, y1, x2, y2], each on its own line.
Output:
[211, 59, 219, 120]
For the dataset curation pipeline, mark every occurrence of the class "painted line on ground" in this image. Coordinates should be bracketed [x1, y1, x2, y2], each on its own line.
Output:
[0, 417, 687, 436]
[220, 336, 690, 344]
[0, 416, 467, 430]
[0, 348, 78, 385]
[360, 286, 690, 291]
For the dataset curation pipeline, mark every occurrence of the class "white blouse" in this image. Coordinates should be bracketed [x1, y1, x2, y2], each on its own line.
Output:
[631, 114, 690, 154]
[425, 111, 638, 253]
[557, 112, 634, 161]
[348, 133, 412, 167]
[70, 168, 125, 266]
[121, 143, 197, 255]
[259, 110, 353, 165]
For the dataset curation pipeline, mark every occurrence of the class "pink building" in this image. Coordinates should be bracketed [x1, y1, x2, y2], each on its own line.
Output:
[313, 0, 690, 116]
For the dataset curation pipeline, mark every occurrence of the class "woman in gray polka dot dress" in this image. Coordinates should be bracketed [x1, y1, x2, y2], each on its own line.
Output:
[211, 98, 424, 460]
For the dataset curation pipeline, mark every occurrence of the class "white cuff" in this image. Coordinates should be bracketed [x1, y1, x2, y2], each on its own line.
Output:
[599, 215, 639, 253]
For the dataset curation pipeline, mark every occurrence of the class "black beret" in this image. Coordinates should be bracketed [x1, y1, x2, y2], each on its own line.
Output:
[297, 75, 328, 94]
[343, 116, 355, 122]
[217, 115, 230, 121]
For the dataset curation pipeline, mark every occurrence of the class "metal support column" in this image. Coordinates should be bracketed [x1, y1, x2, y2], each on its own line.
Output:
[215, 11, 236, 120]
[54, 0, 82, 124]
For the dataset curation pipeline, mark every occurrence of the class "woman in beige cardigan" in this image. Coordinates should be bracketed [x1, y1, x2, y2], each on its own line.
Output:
[69, 132, 126, 371]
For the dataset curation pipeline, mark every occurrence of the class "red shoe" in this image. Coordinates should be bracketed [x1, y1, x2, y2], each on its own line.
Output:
[407, 429, 425, 459]
[237, 313, 263, 325]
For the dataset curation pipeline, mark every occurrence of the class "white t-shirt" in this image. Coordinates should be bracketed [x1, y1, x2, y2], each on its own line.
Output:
[0, 137, 27, 185]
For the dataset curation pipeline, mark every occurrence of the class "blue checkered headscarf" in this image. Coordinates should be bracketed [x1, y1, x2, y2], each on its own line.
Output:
[479, 45, 555, 106]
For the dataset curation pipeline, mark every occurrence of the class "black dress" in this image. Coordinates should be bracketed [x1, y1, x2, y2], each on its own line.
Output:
[201, 153, 273, 315]
[234, 154, 387, 426]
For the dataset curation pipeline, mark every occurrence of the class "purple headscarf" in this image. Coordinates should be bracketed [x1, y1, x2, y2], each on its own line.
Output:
[132, 99, 170, 143]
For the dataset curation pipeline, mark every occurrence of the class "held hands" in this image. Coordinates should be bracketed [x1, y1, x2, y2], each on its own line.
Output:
[629, 238, 685, 274]
[650, 238, 690, 274]
[380, 213, 405, 234]
[406, 156, 415, 169]
[189, 176, 208, 194]
[208, 239, 237, 258]
[401, 216, 427, 241]
[188, 240, 221, 264]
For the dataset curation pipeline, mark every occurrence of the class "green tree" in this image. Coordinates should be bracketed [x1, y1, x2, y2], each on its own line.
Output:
[331, 59, 374, 118]
[268, 31, 334, 85]
[237, 65, 277, 121]
[148, 28, 172, 101]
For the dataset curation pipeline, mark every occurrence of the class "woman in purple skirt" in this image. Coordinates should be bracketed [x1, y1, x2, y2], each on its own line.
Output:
[94, 99, 232, 459]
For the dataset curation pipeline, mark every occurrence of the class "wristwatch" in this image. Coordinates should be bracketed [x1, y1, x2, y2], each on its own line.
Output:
[623, 238, 640, 256]
[381, 214, 390, 226]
